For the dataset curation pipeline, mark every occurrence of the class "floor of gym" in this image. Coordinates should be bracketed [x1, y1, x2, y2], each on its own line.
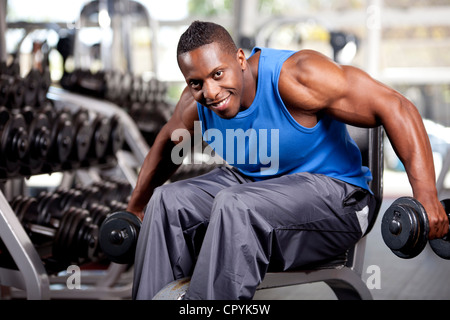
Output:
[254, 169, 450, 300]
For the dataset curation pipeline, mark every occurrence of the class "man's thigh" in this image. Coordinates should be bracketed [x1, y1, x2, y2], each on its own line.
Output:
[141, 166, 253, 253]
[216, 172, 375, 269]
[147, 165, 253, 222]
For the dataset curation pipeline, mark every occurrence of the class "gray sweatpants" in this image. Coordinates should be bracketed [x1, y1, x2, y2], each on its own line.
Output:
[132, 166, 376, 300]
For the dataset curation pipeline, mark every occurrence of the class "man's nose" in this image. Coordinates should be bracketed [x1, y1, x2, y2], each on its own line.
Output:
[202, 80, 220, 101]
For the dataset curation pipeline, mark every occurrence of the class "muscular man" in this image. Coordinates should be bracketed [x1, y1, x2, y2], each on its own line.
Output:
[128, 21, 448, 300]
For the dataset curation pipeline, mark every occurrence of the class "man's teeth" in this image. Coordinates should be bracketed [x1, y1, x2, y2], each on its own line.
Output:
[214, 97, 228, 107]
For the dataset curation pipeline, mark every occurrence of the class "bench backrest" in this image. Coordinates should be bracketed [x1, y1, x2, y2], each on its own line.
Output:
[347, 125, 384, 235]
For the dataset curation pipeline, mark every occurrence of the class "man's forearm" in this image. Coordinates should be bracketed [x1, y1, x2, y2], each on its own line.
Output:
[127, 135, 180, 217]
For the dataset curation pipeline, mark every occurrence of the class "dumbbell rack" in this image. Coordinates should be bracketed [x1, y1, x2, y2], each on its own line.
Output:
[0, 87, 150, 299]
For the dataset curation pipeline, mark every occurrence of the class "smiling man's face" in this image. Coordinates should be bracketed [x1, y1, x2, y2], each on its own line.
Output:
[178, 42, 250, 119]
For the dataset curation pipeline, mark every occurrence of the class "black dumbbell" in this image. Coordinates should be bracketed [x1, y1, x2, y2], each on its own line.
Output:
[20, 107, 52, 175]
[87, 114, 111, 161]
[381, 196, 450, 259]
[35, 187, 126, 261]
[0, 107, 29, 176]
[70, 108, 93, 163]
[52, 206, 98, 265]
[99, 211, 141, 264]
[10, 195, 98, 265]
[90, 180, 131, 206]
[45, 109, 74, 168]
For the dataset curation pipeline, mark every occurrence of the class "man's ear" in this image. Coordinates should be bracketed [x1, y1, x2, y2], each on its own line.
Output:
[236, 48, 247, 70]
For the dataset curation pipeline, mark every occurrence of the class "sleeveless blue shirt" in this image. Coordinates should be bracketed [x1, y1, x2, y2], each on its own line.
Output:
[197, 47, 372, 191]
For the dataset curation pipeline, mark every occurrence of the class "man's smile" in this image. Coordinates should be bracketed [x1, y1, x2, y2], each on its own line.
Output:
[208, 94, 231, 111]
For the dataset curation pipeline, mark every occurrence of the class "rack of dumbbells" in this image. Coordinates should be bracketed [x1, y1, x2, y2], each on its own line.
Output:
[0, 62, 126, 178]
[60, 68, 172, 146]
[0, 53, 153, 299]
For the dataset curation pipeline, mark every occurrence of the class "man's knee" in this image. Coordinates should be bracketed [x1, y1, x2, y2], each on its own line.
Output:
[213, 186, 247, 211]
[147, 180, 214, 232]
[150, 180, 199, 210]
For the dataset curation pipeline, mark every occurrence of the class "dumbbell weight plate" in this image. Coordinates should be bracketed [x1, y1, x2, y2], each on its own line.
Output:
[65, 210, 86, 253]
[381, 197, 429, 259]
[429, 199, 450, 260]
[10, 195, 25, 214]
[0, 112, 29, 174]
[38, 192, 63, 222]
[78, 185, 102, 209]
[89, 202, 110, 226]
[27, 112, 51, 157]
[57, 188, 84, 211]
[0, 76, 12, 106]
[66, 209, 93, 262]
[46, 111, 74, 165]
[74, 215, 98, 262]
[55, 113, 74, 164]
[16, 197, 39, 225]
[93, 180, 116, 204]
[72, 109, 93, 162]
[23, 112, 51, 174]
[18, 198, 51, 244]
[89, 116, 111, 160]
[99, 211, 141, 264]
[54, 207, 94, 263]
[10, 76, 25, 109]
[65, 209, 87, 263]
[12, 196, 30, 223]
[53, 207, 79, 262]
[75, 120, 92, 162]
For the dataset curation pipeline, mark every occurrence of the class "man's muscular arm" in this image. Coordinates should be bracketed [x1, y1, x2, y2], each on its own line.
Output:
[279, 50, 448, 239]
[127, 87, 199, 220]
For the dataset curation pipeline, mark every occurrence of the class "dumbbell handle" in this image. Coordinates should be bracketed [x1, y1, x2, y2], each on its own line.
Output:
[429, 199, 450, 259]
[28, 223, 56, 238]
[389, 215, 402, 235]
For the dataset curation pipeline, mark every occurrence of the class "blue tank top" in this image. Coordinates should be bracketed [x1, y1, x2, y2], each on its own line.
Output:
[197, 47, 372, 191]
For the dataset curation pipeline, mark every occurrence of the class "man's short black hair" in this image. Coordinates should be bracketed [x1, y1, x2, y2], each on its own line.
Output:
[177, 21, 237, 59]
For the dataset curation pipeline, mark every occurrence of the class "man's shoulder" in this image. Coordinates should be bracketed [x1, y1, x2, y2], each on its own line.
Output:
[281, 49, 337, 80]
[170, 87, 199, 130]
[284, 49, 328, 65]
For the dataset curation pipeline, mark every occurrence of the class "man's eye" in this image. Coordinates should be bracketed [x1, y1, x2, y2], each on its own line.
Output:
[214, 71, 223, 78]
[190, 80, 201, 88]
